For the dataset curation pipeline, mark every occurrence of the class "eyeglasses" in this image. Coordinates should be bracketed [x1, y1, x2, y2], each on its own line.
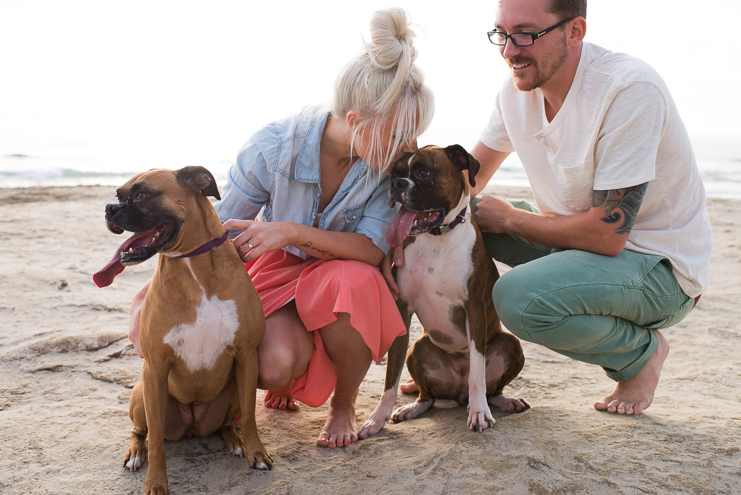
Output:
[487, 17, 575, 47]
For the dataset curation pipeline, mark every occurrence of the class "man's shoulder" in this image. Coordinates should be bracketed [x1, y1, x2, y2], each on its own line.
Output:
[583, 42, 663, 88]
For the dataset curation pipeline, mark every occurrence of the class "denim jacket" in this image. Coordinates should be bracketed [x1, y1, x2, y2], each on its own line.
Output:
[215, 105, 398, 260]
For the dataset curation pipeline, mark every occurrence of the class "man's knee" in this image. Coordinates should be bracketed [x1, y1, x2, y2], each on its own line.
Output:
[492, 269, 532, 340]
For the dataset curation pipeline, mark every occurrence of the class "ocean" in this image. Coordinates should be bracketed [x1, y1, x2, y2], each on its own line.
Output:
[1, 134, 739, 199]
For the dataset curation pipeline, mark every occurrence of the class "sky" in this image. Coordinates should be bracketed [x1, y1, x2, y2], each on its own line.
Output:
[1, 0, 740, 173]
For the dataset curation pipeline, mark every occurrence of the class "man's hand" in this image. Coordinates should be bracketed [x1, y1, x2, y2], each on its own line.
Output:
[474, 195, 517, 234]
[381, 247, 404, 301]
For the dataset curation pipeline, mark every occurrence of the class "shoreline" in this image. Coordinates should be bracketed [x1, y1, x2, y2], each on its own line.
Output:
[1, 185, 739, 494]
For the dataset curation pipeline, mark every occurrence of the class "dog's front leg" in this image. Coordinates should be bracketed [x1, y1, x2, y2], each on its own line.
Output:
[358, 323, 410, 439]
[233, 348, 272, 470]
[141, 361, 171, 495]
[465, 305, 495, 432]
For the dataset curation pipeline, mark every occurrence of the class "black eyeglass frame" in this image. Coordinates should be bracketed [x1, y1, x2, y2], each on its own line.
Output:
[487, 17, 576, 47]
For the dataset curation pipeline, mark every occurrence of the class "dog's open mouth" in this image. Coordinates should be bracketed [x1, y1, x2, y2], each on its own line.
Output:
[93, 223, 175, 288]
[385, 206, 445, 248]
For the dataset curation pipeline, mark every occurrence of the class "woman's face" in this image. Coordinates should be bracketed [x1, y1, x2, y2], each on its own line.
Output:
[352, 115, 418, 174]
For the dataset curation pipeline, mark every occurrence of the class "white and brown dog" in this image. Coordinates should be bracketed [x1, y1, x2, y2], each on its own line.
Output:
[359, 145, 529, 438]
[95, 167, 271, 495]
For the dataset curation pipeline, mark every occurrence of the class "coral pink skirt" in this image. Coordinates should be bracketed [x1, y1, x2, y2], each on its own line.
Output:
[245, 249, 406, 407]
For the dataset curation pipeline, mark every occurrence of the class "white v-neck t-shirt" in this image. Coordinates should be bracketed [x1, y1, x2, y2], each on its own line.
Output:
[480, 42, 711, 297]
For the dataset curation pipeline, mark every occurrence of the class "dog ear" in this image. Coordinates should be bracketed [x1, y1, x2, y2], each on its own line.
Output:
[443, 144, 481, 188]
[176, 166, 221, 201]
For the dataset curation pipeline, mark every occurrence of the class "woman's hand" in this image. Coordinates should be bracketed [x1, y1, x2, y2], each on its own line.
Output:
[381, 247, 404, 301]
[223, 219, 298, 263]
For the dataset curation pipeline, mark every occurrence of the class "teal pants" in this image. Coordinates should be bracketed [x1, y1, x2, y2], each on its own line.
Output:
[474, 198, 694, 382]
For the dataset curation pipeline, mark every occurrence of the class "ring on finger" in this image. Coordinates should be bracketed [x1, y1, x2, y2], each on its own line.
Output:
[247, 242, 254, 249]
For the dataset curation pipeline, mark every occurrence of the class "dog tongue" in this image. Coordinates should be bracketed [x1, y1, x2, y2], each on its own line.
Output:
[386, 206, 424, 248]
[93, 229, 157, 288]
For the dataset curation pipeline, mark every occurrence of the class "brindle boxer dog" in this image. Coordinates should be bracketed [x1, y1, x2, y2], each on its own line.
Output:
[359, 145, 530, 439]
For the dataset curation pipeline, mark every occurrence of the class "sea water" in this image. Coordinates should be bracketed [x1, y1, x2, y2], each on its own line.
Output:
[1, 135, 738, 199]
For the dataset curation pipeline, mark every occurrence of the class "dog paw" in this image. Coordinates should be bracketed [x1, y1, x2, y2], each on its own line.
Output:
[248, 450, 273, 470]
[358, 414, 388, 439]
[123, 446, 146, 472]
[358, 393, 396, 439]
[467, 410, 496, 432]
[488, 394, 531, 413]
[391, 399, 433, 422]
[143, 480, 169, 495]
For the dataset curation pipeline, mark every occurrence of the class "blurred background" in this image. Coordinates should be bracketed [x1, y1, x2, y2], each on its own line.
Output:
[1, 0, 739, 197]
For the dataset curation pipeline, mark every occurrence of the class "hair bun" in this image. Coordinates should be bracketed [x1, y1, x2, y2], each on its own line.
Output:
[366, 7, 417, 71]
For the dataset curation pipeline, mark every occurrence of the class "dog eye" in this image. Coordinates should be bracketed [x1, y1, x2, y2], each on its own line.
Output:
[416, 169, 430, 179]
[135, 192, 149, 201]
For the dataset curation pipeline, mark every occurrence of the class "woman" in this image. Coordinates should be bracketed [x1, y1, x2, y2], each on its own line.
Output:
[129, 7, 434, 448]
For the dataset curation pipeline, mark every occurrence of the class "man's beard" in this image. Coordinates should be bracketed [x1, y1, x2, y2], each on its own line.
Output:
[508, 41, 568, 92]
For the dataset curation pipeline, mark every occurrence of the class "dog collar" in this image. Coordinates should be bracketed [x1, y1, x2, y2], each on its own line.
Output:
[429, 206, 467, 236]
[177, 231, 229, 258]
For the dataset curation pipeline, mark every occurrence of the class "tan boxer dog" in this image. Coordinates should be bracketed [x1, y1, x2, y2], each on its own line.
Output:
[359, 145, 529, 439]
[94, 166, 271, 495]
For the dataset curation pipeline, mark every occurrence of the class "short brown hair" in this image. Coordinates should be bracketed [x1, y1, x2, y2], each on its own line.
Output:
[547, 0, 587, 20]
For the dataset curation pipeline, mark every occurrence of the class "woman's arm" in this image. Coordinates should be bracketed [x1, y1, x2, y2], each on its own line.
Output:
[223, 219, 385, 266]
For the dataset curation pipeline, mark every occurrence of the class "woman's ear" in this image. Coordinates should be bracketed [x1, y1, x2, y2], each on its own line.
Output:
[346, 110, 360, 130]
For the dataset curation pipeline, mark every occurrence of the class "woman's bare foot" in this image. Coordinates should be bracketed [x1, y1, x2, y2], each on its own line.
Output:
[400, 378, 418, 394]
[264, 383, 300, 410]
[316, 397, 358, 448]
[594, 330, 669, 416]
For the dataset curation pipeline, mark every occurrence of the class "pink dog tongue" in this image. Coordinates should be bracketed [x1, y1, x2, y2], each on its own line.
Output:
[93, 255, 125, 288]
[386, 206, 423, 248]
[93, 229, 157, 288]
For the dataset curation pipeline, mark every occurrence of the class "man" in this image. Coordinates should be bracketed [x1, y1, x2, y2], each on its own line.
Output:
[390, 0, 712, 416]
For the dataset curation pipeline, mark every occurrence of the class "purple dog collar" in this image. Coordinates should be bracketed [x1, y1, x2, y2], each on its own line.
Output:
[429, 206, 467, 236]
[177, 231, 229, 258]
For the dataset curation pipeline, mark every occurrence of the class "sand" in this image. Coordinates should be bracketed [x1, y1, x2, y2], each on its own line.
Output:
[0, 184, 739, 495]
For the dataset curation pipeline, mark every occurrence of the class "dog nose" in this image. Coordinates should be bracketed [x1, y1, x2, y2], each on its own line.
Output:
[390, 178, 408, 192]
[105, 203, 122, 219]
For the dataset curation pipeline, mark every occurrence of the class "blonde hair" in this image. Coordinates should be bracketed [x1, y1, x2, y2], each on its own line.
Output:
[332, 7, 434, 172]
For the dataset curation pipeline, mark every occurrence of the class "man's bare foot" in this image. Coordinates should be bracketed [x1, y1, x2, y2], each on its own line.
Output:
[316, 398, 358, 448]
[594, 330, 669, 416]
[264, 383, 299, 410]
[400, 378, 418, 394]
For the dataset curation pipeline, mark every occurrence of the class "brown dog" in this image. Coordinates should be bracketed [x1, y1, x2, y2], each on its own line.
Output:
[359, 145, 529, 439]
[95, 166, 271, 495]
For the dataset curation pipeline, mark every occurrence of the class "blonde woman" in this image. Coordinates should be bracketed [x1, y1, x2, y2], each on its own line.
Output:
[129, 7, 434, 448]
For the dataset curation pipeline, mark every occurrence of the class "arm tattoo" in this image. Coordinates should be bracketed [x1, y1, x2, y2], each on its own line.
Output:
[299, 241, 337, 259]
[592, 182, 648, 235]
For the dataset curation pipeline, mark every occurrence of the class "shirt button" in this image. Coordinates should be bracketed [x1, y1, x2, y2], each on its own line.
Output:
[352, 215, 357, 220]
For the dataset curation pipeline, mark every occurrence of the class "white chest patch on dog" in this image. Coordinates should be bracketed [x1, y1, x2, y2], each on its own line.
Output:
[163, 295, 239, 372]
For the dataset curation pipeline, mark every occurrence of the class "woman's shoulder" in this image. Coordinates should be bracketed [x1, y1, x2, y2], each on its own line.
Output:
[255, 104, 331, 143]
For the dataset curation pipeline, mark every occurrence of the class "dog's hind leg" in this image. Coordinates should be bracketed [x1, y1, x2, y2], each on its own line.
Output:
[485, 331, 530, 413]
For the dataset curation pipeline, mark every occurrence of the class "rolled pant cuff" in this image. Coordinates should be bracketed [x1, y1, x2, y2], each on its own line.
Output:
[603, 330, 660, 382]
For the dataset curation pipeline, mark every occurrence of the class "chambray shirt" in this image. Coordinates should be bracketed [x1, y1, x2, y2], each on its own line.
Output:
[215, 105, 398, 260]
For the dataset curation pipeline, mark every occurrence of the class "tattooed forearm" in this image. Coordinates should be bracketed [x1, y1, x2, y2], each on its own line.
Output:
[299, 241, 337, 259]
[592, 182, 648, 235]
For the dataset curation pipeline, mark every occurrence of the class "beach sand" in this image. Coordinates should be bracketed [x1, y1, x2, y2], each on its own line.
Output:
[0, 184, 739, 494]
